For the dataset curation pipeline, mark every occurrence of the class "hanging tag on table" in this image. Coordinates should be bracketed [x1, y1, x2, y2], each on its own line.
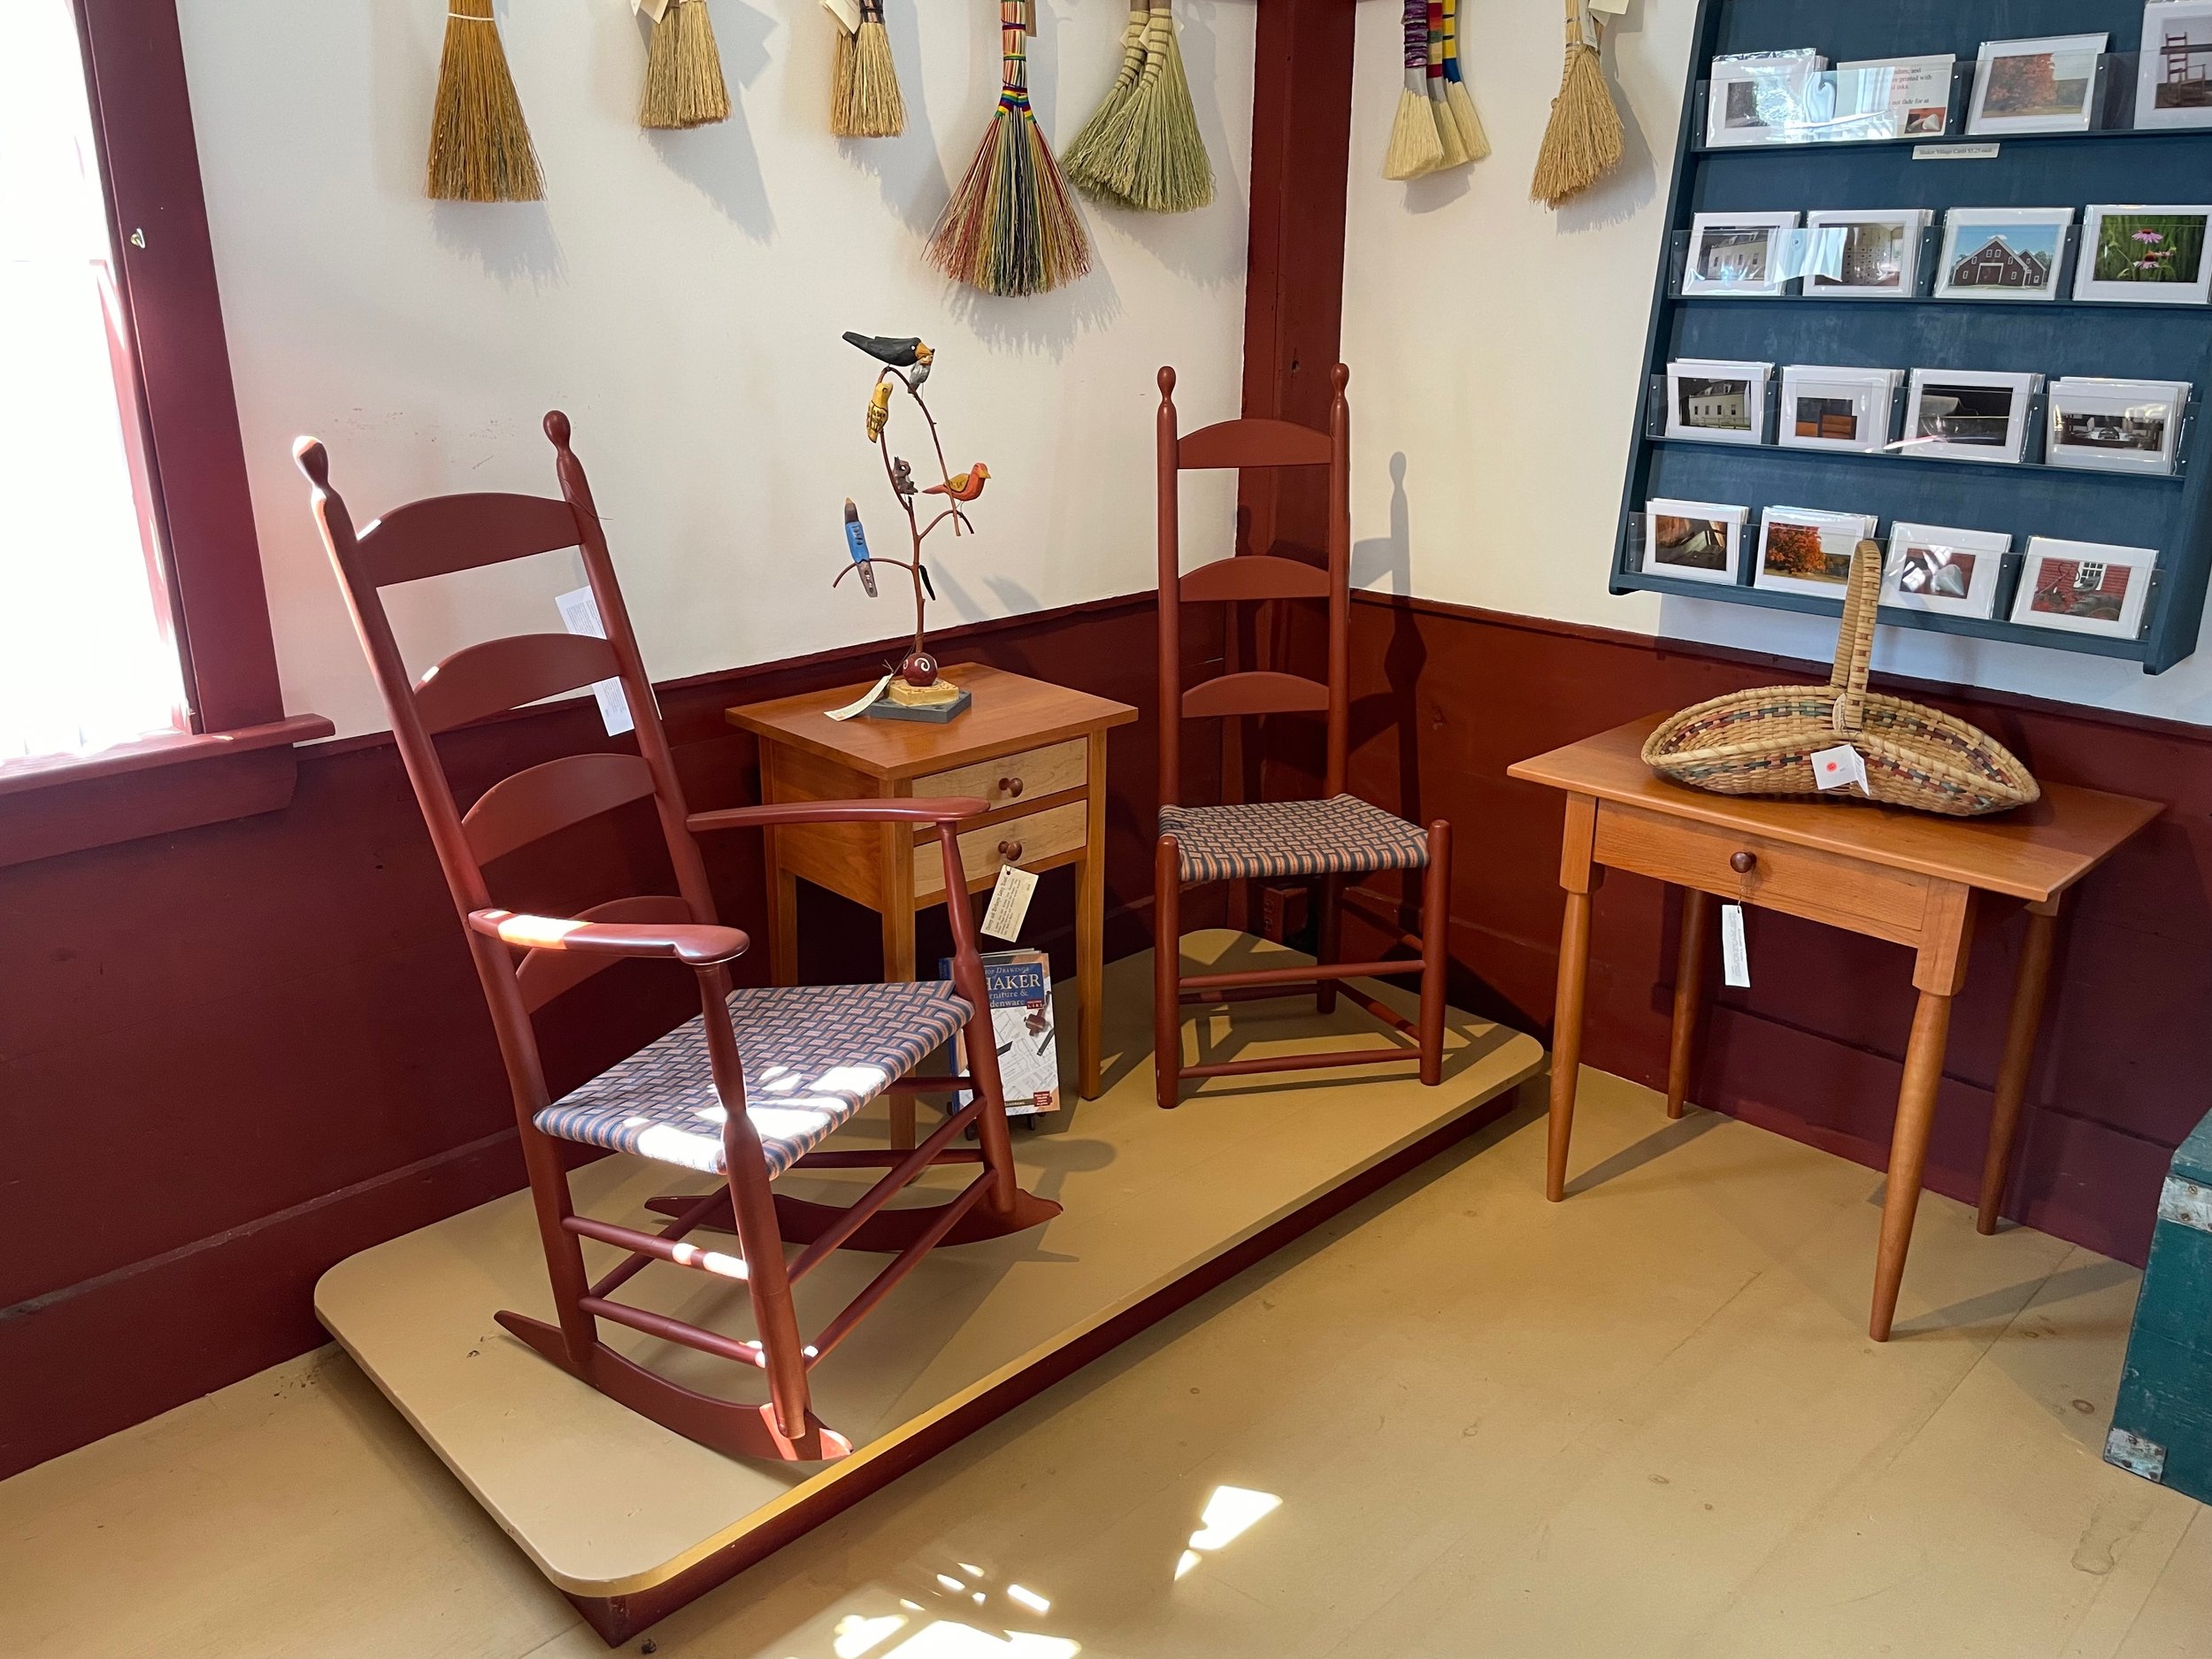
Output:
[633, 0, 672, 21]
[1720, 902, 1751, 989]
[818, 0, 860, 33]
[1809, 742, 1870, 795]
[826, 673, 894, 722]
[981, 863, 1039, 941]
[554, 587, 635, 737]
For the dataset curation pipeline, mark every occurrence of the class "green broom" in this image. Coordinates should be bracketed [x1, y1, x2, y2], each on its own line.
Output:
[1110, 4, 1214, 211]
[1441, 0, 1490, 162]
[926, 0, 1091, 296]
[1425, 0, 1469, 168]
[426, 0, 543, 201]
[640, 0, 731, 129]
[1382, 0, 1442, 180]
[1064, 2, 1149, 203]
[1531, 0, 1623, 207]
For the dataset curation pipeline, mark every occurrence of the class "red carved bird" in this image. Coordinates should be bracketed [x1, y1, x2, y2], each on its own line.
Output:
[926, 463, 990, 503]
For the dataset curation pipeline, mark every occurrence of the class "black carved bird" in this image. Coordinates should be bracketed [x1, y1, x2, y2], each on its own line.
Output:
[842, 332, 934, 386]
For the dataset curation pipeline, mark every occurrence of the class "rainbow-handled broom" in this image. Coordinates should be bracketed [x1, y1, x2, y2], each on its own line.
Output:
[1382, 0, 1443, 180]
[1441, 0, 1490, 162]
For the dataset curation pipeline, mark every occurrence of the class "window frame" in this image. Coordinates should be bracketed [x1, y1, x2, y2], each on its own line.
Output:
[0, 1, 328, 866]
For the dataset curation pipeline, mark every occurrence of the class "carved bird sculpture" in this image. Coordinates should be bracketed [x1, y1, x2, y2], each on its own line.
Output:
[865, 380, 892, 442]
[843, 332, 935, 387]
[890, 456, 917, 498]
[926, 463, 990, 503]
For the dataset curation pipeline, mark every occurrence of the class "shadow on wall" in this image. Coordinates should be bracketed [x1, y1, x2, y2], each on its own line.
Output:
[1352, 450, 1412, 596]
[644, 0, 779, 242]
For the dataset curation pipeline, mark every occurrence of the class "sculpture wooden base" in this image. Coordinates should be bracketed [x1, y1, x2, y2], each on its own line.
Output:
[314, 934, 1545, 1645]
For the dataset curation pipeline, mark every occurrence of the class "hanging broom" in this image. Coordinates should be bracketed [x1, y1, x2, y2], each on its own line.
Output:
[830, 0, 858, 134]
[1064, 2, 1149, 202]
[1441, 0, 1490, 162]
[1531, 0, 1623, 207]
[846, 0, 906, 135]
[926, 0, 1091, 296]
[1382, 0, 1443, 180]
[1113, 3, 1215, 211]
[1425, 1, 1469, 169]
[426, 0, 543, 201]
[640, 0, 731, 128]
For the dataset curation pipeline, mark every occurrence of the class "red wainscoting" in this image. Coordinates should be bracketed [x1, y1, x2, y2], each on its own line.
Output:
[1302, 593, 2207, 1271]
[0, 595, 1214, 1481]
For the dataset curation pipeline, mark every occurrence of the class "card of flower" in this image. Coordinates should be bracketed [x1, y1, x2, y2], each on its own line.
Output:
[1683, 211, 1801, 296]
[1753, 507, 1878, 598]
[2072, 205, 2212, 303]
[1968, 33, 2109, 135]
[2009, 537, 2156, 638]
[2135, 1, 2212, 130]
[1880, 522, 2009, 618]
[1902, 368, 2041, 464]
[1641, 499, 1747, 585]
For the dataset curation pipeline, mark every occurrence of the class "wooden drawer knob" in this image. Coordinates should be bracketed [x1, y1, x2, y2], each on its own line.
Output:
[997, 839, 1025, 862]
[999, 776, 1024, 798]
[1730, 850, 1757, 874]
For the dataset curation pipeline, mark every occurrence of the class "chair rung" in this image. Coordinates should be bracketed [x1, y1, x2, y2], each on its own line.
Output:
[580, 1295, 772, 1369]
[887, 1074, 971, 1094]
[805, 1168, 995, 1366]
[1339, 983, 1418, 1037]
[1183, 958, 1419, 992]
[787, 1093, 982, 1283]
[568, 1213, 750, 1283]
[1339, 887, 1424, 955]
[796, 1147, 987, 1170]
[1183, 1047, 1418, 1079]
[1180, 983, 1315, 1006]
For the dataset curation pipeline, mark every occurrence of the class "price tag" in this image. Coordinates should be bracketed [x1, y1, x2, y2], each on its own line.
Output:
[826, 673, 893, 722]
[1810, 742, 1870, 795]
[818, 0, 860, 33]
[554, 587, 634, 737]
[981, 864, 1038, 941]
[1913, 142, 2000, 161]
[1720, 902, 1751, 989]
[632, 0, 672, 20]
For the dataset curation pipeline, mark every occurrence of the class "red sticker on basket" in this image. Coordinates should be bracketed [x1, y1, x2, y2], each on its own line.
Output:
[1811, 743, 1870, 795]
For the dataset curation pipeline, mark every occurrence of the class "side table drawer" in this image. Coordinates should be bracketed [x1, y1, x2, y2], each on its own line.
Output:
[1594, 802, 1931, 945]
[916, 738, 1087, 812]
[914, 801, 1087, 899]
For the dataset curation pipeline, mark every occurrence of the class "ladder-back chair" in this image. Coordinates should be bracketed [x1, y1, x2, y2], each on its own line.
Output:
[1152, 365, 1453, 1109]
[297, 413, 1058, 1464]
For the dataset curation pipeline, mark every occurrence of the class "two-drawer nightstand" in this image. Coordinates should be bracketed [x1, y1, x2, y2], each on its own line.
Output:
[726, 664, 1137, 1125]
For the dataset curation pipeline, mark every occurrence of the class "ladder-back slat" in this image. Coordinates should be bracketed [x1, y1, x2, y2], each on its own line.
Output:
[357, 493, 582, 588]
[514, 894, 698, 1010]
[464, 751, 658, 866]
[1180, 554, 1332, 604]
[414, 633, 622, 733]
[1182, 670, 1331, 720]
[1179, 418, 1333, 472]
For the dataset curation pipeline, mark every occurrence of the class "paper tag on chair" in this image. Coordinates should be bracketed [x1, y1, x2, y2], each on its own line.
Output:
[554, 587, 635, 737]
[1720, 902, 1751, 989]
[981, 864, 1039, 941]
[1810, 743, 1870, 795]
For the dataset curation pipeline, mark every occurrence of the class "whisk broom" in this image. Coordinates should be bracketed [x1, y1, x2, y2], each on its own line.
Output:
[1425, 0, 1470, 169]
[640, 0, 732, 129]
[1382, 0, 1443, 180]
[1108, 3, 1214, 211]
[1441, 0, 1490, 162]
[426, 0, 543, 201]
[1531, 0, 1623, 207]
[1064, 2, 1149, 202]
[926, 0, 1091, 296]
[832, 0, 905, 137]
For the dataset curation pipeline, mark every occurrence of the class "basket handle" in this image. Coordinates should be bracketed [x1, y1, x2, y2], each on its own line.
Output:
[1827, 538, 1882, 737]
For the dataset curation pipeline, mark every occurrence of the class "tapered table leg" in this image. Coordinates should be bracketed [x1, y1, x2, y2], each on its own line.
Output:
[1546, 888, 1594, 1203]
[1978, 901, 2059, 1235]
[1870, 988, 1955, 1341]
[1666, 887, 1711, 1121]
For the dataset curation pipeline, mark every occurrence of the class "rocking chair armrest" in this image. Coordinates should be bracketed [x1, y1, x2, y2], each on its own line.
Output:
[468, 909, 752, 967]
[687, 796, 989, 833]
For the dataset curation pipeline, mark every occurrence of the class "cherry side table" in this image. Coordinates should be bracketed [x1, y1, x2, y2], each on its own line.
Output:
[727, 663, 1137, 1130]
[1509, 714, 2159, 1341]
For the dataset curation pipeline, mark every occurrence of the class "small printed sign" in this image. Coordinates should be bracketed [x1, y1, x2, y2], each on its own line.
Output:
[553, 587, 634, 737]
[1720, 902, 1751, 988]
[981, 863, 1039, 941]
[1913, 142, 2000, 161]
[1810, 742, 1870, 795]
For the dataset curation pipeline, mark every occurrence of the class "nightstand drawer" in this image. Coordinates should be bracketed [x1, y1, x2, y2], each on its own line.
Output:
[915, 739, 1087, 812]
[914, 801, 1087, 899]
[1594, 802, 1931, 945]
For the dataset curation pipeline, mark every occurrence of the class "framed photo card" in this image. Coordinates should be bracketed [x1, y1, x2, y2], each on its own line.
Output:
[1803, 209, 1931, 297]
[1641, 499, 1747, 586]
[1880, 522, 2009, 618]
[1836, 54, 1957, 138]
[1664, 358, 1772, 444]
[1778, 365, 1903, 454]
[2046, 378, 2190, 475]
[1683, 211, 1801, 297]
[2136, 1, 2212, 130]
[2010, 537, 2157, 638]
[1968, 33, 2109, 135]
[2072, 205, 2212, 303]
[1933, 208, 2073, 302]
[1754, 506, 1878, 599]
[1705, 50, 1826, 147]
[1903, 368, 2041, 464]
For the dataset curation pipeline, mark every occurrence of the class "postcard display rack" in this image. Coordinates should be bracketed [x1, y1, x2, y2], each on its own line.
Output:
[1615, 0, 2212, 672]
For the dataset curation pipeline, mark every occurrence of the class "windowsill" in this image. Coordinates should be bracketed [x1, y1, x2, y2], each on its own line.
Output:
[0, 713, 334, 869]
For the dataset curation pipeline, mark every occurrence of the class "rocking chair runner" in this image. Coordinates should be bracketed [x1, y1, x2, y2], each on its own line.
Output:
[1153, 365, 1454, 1107]
[298, 413, 1057, 1465]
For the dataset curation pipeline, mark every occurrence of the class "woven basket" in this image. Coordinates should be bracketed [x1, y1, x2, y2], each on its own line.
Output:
[1642, 540, 2039, 818]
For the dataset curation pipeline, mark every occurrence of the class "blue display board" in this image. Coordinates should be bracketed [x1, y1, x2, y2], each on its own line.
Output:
[1613, 0, 2212, 672]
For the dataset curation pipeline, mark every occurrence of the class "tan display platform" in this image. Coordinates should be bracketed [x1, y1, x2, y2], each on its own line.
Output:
[316, 933, 1545, 1643]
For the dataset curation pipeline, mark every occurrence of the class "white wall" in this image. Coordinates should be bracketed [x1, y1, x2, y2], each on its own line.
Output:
[178, 0, 1254, 739]
[1341, 0, 2212, 726]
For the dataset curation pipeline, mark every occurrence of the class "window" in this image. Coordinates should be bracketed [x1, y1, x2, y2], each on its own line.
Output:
[3, 3, 188, 762]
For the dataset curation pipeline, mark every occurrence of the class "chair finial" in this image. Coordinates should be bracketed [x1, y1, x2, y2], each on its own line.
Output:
[1157, 365, 1177, 398]
[293, 436, 330, 489]
[543, 410, 573, 450]
[1331, 363, 1350, 396]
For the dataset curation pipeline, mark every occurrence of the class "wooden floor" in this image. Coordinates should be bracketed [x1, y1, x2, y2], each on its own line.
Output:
[3, 1020, 2205, 1655]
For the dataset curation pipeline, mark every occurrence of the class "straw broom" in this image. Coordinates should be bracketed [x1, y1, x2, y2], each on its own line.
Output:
[1441, 0, 1490, 162]
[831, 4, 858, 134]
[1531, 0, 1623, 207]
[1425, 1, 1470, 168]
[640, 0, 731, 128]
[1107, 4, 1214, 211]
[926, 0, 1091, 296]
[1382, 0, 1443, 180]
[844, 0, 906, 136]
[1064, 2, 1149, 203]
[426, 0, 543, 201]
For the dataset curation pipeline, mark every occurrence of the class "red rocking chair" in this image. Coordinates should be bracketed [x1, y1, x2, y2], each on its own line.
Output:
[1152, 365, 1453, 1108]
[298, 413, 1058, 1463]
